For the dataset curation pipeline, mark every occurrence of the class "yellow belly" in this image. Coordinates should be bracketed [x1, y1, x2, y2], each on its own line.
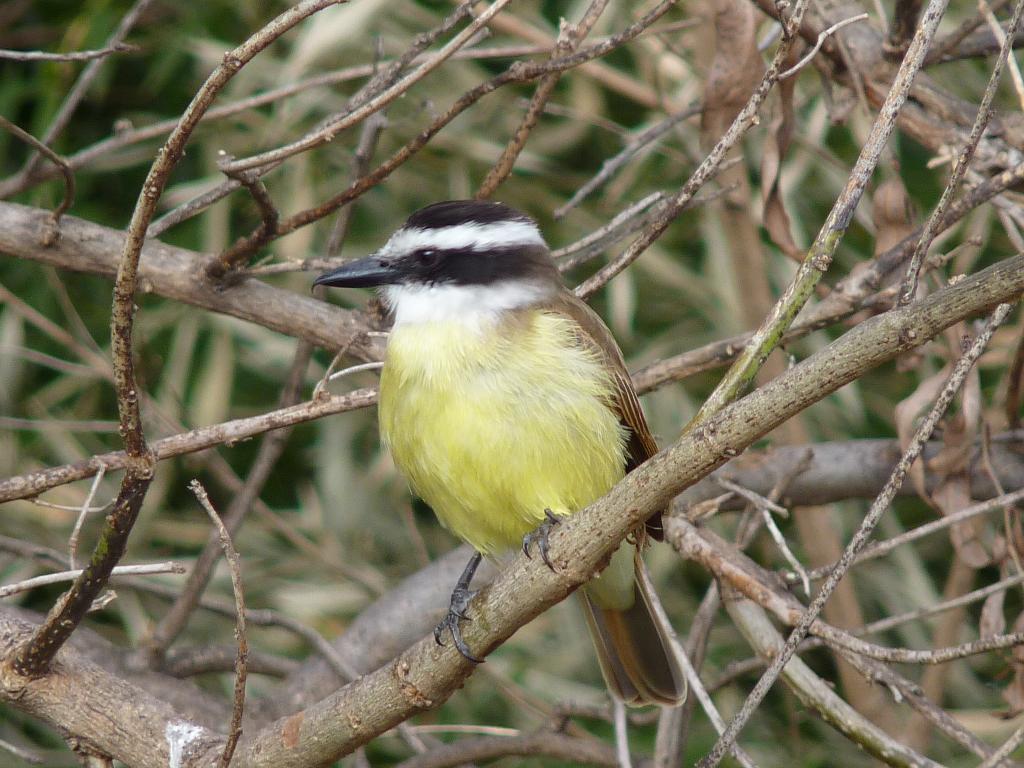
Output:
[378, 311, 627, 555]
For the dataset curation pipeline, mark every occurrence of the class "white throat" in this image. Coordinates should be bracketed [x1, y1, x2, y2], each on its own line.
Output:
[382, 280, 554, 328]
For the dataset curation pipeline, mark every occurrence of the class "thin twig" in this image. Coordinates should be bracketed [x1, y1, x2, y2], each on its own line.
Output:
[778, 14, 869, 79]
[162, 644, 297, 678]
[632, 161, 1024, 394]
[0, 43, 136, 62]
[0, 388, 377, 505]
[325, 112, 388, 258]
[978, 721, 1024, 768]
[858, 572, 1024, 635]
[925, 0, 1011, 63]
[980, 0, 1024, 110]
[476, 0, 610, 199]
[838, 651, 1004, 763]
[0, 43, 601, 197]
[207, 169, 281, 278]
[898, 0, 1024, 304]
[696, 300, 1012, 768]
[824, 627, 1024, 663]
[724, 598, 943, 768]
[188, 480, 248, 768]
[804, 487, 1024, 579]
[139, 341, 315, 665]
[0, 562, 185, 599]
[553, 104, 700, 218]
[68, 466, 105, 569]
[716, 477, 809, 594]
[555, 192, 666, 268]
[674, 644, 759, 768]
[0, 114, 75, 235]
[144, 161, 284, 239]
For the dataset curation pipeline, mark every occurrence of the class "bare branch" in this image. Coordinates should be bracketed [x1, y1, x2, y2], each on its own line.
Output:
[978, 722, 1024, 768]
[898, 0, 1024, 303]
[138, 341, 314, 665]
[724, 598, 943, 768]
[0, 202, 383, 362]
[475, 0, 610, 199]
[215, 0, 682, 265]
[0, 387, 376, 504]
[0, 562, 185, 599]
[7, 3, 351, 678]
[926, 0, 1012, 63]
[696, 299, 1011, 768]
[0, 42, 136, 62]
[778, 14, 869, 79]
[0, 114, 75, 235]
[188, 481, 248, 768]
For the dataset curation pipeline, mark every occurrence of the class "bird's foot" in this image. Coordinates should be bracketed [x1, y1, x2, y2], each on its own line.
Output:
[434, 552, 483, 663]
[522, 508, 564, 571]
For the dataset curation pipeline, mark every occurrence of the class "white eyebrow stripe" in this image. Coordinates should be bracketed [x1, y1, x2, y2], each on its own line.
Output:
[383, 220, 545, 256]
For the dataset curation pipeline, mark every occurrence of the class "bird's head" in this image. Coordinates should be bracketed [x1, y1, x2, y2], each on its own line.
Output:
[314, 200, 562, 325]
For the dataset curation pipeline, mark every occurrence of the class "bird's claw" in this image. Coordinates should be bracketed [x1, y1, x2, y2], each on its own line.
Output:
[434, 583, 483, 663]
[522, 508, 564, 571]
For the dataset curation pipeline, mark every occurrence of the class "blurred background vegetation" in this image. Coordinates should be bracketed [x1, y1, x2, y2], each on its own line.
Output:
[1, 0, 1023, 765]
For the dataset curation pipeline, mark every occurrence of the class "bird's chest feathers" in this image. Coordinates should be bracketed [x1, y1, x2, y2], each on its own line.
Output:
[377, 313, 627, 553]
[380, 313, 613, 422]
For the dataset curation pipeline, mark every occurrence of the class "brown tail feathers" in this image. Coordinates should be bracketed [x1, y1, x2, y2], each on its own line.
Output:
[579, 557, 687, 706]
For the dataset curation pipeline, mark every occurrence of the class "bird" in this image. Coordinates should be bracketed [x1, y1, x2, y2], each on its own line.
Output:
[314, 200, 686, 706]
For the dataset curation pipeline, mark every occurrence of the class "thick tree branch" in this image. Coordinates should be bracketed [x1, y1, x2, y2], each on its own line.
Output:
[0, 202, 382, 362]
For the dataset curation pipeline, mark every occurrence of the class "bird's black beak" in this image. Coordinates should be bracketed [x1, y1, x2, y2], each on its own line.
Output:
[313, 254, 402, 289]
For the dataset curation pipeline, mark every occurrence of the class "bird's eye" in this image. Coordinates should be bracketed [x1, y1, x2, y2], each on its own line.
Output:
[415, 248, 440, 268]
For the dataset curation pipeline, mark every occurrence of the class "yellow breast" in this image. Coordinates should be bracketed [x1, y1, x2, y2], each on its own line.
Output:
[378, 311, 627, 554]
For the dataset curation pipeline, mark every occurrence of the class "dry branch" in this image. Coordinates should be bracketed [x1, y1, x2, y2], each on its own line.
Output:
[0, 202, 382, 362]
[0, 387, 376, 504]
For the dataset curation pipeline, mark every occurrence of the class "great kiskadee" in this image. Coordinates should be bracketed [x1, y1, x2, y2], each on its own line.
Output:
[314, 200, 686, 706]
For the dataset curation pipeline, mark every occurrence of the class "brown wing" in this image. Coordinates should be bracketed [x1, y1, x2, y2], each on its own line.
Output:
[540, 292, 665, 540]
